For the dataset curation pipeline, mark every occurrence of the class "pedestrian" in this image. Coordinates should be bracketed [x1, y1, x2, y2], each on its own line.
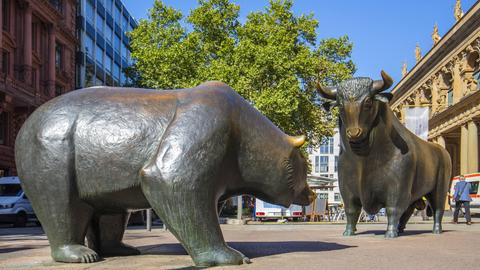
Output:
[452, 175, 472, 225]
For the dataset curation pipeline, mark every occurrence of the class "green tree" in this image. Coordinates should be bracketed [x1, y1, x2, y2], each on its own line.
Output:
[129, 0, 355, 145]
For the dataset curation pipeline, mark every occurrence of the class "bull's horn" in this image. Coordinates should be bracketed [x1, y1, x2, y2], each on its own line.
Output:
[316, 81, 337, 100]
[371, 70, 394, 94]
[288, 135, 306, 148]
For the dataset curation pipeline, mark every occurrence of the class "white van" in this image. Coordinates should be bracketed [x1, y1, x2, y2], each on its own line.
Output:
[255, 199, 303, 221]
[0, 176, 36, 226]
[449, 173, 480, 208]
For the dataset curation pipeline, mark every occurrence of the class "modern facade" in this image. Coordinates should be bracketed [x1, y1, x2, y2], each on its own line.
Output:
[308, 129, 341, 205]
[75, 0, 137, 88]
[391, 1, 480, 177]
[0, 0, 77, 176]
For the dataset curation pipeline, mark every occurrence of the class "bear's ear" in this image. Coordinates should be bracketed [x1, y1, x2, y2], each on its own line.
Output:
[374, 93, 393, 103]
[322, 100, 337, 111]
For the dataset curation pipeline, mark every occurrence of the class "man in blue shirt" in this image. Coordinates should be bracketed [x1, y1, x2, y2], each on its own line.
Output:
[452, 175, 472, 225]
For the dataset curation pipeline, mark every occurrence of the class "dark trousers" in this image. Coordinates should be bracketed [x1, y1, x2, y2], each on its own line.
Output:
[453, 201, 471, 222]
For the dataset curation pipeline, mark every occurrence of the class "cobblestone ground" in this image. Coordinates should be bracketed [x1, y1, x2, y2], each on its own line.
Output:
[0, 215, 479, 270]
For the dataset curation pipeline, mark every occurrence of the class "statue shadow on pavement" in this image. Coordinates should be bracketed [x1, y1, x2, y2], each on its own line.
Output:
[138, 241, 355, 258]
[355, 230, 451, 236]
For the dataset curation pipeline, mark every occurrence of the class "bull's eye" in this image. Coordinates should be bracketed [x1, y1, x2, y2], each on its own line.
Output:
[363, 97, 372, 108]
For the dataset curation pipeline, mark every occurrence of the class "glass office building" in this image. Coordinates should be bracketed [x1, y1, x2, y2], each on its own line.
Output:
[76, 0, 137, 88]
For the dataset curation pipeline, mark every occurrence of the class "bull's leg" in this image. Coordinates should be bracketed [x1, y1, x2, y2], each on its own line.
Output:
[343, 198, 362, 236]
[87, 213, 140, 256]
[426, 190, 447, 234]
[385, 201, 410, 239]
[141, 181, 248, 267]
[397, 204, 415, 233]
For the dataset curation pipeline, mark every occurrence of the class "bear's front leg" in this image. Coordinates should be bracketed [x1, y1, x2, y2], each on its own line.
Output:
[141, 180, 249, 267]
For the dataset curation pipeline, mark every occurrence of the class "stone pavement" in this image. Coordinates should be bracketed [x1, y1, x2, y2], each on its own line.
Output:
[0, 215, 479, 270]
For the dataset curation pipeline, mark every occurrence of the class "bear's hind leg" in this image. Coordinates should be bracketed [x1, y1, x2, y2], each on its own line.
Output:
[90, 213, 140, 256]
[40, 199, 99, 263]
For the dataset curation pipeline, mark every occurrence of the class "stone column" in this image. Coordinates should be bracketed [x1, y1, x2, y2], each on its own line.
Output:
[437, 135, 446, 148]
[23, 4, 32, 84]
[461, 124, 469, 174]
[467, 121, 478, 173]
[48, 25, 56, 96]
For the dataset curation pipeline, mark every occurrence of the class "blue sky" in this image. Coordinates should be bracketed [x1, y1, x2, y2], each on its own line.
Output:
[122, 0, 478, 85]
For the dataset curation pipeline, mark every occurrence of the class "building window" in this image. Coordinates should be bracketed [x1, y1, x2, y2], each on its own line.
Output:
[85, 35, 94, 58]
[106, 25, 113, 45]
[334, 193, 341, 202]
[96, 44, 104, 67]
[105, 0, 113, 9]
[121, 43, 128, 61]
[2, 0, 8, 31]
[49, 0, 63, 13]
[85, 62, 95, 87]
[114, 34, 121, 53]
[314, 156, 319, 173]
[447, 89, 453, 106]
[55, 44, 63, 70]
[2, 51, 9, 74]
[122, 15, 128, 31]
[334, 156, 338, 172]
[320, 137, 333, 154]
[115, 6, 122, 23]
[105, 55, 112, 74]
[113, 63, 120, 80]
[320, 156, 329, 173]
[0, 112, 7, 145]
[474, 71, 480, 90]
[86, 1, 95, 25]
[96, 13, 104, 34]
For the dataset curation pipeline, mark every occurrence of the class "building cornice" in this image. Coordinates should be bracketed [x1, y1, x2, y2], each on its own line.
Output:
[391, 2, 480, 106]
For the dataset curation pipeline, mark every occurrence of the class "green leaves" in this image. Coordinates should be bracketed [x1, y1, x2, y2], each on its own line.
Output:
[128, 0, 355, 147]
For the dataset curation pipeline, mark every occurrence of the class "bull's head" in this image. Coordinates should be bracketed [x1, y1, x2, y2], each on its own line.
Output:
[316, 71, 394, 155]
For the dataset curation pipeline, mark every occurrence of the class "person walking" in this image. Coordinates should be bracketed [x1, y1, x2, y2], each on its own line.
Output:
[452, 175, 472, 225]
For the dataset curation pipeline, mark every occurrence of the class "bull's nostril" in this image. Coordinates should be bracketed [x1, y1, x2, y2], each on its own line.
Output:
[347, 128, 362, 138]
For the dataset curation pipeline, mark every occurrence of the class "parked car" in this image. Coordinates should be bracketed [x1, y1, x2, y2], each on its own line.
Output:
[255, 199, 303, 221]
[0, 176, 36, 227]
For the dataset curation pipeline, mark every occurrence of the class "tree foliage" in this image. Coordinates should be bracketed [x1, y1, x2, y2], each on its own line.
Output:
[129, 0, 355, 145]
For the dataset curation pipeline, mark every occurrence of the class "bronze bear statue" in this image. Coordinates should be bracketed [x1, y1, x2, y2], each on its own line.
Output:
[15, 81, 315, 266]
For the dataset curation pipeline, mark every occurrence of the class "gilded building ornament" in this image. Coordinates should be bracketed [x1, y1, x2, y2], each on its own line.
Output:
[455, 0, 464, 22]
[432, 23, 441, 45]
[402, 62, 408, 78]
[415, 44, 422, 63]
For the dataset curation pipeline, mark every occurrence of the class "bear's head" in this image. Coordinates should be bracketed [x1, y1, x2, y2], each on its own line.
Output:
[238, 134, 315, 208]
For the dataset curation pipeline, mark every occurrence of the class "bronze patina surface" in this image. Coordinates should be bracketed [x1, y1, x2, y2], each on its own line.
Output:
[14, 81, 315, 266]
[317, 71, 452, 238]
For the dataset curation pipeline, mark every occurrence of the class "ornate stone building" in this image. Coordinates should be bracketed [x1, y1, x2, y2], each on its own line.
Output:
[391, 1, 480, 177]
[0, 0, 76, 176]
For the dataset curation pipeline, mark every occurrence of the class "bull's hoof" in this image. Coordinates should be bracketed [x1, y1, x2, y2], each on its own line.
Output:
[100, 242, 140, 256]
[52, 244, 100, 263]
[193, 246, 249, 267]
[343, 229, 356, 236]
[433, 224, 442, 234]
[384, 230, 398, 239]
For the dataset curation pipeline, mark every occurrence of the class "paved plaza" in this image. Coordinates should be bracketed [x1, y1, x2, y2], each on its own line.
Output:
[0, 214, 479, 270]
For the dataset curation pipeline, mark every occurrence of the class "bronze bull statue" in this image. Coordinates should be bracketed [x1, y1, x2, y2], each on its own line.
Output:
[15, 81, 315, 266]
[317, 71, 451, 238]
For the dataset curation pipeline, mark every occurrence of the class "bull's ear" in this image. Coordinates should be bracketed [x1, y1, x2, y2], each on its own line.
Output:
[322, 100, 337, 111]
[374, 93, 393, 103]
